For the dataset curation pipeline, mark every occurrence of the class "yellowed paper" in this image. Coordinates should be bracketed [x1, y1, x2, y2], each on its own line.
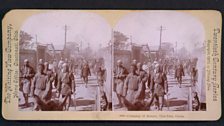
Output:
[2, 10, 222, 120]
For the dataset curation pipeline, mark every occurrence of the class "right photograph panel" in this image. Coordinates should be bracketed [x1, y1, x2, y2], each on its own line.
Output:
[112, 11, 206, 111]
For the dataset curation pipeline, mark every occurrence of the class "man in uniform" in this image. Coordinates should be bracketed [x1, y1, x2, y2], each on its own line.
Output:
[20, 59, 35, 107]
[190, 66, 198, 87]
[113, 60, 128, 108]
[51, 59, 59, 89]
[162, 59, 169, 76]
[58, 58, 64, 71]
[97, 65, 107, 96]
[44, 62, 56, 97]
[147, 63, 168, 111]
[39, 59, 44, 64]
[192, 91, 200, 111]
[81, 61, 91, 87]
[31, 63, 51, 110]
[146, 62, 153, 99]
[44, 62, 53, 76]
[57, 63, 75, 111]
[175, 61, 185, 88]
[56, 59, 64, 98]
[96, 64, 107, 111]
[136, 62, 148, 101]
[68, 59, 75, 73]
[123, 64, 144, 111]
[132, 59, 137, 66]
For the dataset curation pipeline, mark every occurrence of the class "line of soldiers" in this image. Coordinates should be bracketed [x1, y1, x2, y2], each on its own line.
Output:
[114, 59, 167, 111]
[20, 58, 93, 111]
[113, 57, 200, 111]
[20, 57, 199, 111]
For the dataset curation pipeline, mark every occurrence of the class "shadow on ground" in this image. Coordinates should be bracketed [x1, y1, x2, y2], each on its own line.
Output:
[165, 99, 187, 107]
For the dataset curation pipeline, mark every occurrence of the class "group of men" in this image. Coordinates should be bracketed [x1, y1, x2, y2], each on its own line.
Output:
[113, 57, 199, 111]
[114, 59, 168, 111]
[19, 56, 199, 111]
[20, 58, 92, 111]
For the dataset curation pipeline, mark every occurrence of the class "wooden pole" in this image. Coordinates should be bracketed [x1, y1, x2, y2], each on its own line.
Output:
[188, 87, 193, 111]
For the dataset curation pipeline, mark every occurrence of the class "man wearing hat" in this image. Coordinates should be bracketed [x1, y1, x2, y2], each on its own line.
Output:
[57, 63, 75, 110]
[136, 62, 148, 101]
[20, 59, 35, 107]
[175, 61, 185, 88]
[114, 60, 128, 108]
[81, 61, 91, 87]
[190, 66, 198, 87]
[123, 64, 144, 110]
[39, 58, 43, 63]
[147, 63, 168, 111]
[44, 62, 56, 82]
[31, 63, 51, 110]
[132, 59, 137, 66]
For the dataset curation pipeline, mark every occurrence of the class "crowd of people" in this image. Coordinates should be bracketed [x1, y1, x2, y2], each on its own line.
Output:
[19, 57, 107, 111]
[19, 55, 200, 111]
[113, 57, 200, 111]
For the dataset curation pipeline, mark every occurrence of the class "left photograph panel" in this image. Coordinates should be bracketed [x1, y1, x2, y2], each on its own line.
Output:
[18, 11, 113, 111]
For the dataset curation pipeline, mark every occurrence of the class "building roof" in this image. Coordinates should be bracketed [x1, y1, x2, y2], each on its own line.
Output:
[46, 43, 55, 51]
[54, 44, 64, 51]
[149, 46, 159, 52]
[141, 44, 150, 52]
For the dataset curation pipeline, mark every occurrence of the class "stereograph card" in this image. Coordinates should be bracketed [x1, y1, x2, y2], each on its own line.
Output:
[1, 10, 222, 120]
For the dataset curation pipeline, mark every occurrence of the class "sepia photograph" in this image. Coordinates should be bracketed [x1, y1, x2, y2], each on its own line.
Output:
[1, 10, 221, 120]
[112, 11, 206, 111]
[18, 11, 113, 111]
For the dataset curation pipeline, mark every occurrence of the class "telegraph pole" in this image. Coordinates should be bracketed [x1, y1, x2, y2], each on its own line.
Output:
[159, 25, 166, 50]
[176, 41, 177, 53]
[110, 28, 114, 110]
[63, 25, 70, 59]
[35, 34, 38, 44]
[64, 25, 67, 50]
[35, 34, 38, 68]
[130, 35, 132, 45]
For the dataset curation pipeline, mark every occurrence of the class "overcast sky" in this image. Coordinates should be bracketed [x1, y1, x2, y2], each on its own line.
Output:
[21, 11, 205, 52]
[21, 11, 112, 50]
[115, 11, 205, 52]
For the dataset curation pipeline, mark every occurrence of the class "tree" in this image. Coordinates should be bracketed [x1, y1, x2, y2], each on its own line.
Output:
[19, 30, 33, 49]
[113, 31, 129, 49]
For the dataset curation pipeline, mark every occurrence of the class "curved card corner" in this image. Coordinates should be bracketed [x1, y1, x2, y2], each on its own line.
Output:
[1, 107, 13, 121]
[2, 9, 20, 23]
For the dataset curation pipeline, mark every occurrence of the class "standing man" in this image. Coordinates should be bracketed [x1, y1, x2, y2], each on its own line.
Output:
[192, 92, 200, 111]
[56, 59, 64, 98]
[97, 64, 107, 111]
[52, 59, 59, 89]
[44, 62, 56, 95]
[148, 64, 168, 111]
[68, 59, 75, 73]
[175, 62, 185, 88]
[58, 58, 64, 71]
[123, 64, 144, 110]
[132, 59, 137, 66]
[162, 59, 168, 76]
[39, 59, 44, 64]
[97, 65, 107, 96]
[190, 66, 198, 87]
[31, 63, 51, 110]
[113, 60, 128, 108]
[57, 63, 75, 111]
[20, 59, 35, 107]
[136, 62, 148, 101]
[146, 61, 153, 96]
[44, 62, 53, 76]
[81, 61, 91, 87]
